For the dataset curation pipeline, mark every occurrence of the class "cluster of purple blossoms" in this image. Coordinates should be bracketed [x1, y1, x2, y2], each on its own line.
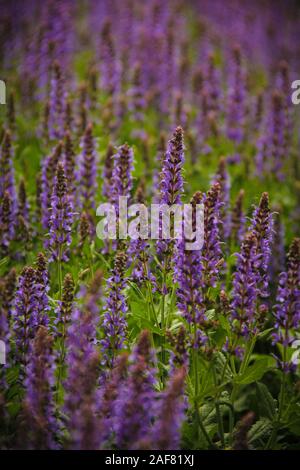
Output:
[111, 143, 134, 205]
[35, 253, 50, 327]
[272, 238, 300, 372]
[21, 326, 57, 449]
[250, 192, 273, 299]
[41, 142, 63, 230]
[212, 158, 231, 242]
[48, 61, 66, 141]
[47, 162, 74, 262]
[231, 189, 246, 246]
[175, 192, 207, 347]
[77, 123, 98, 212]
[226, 44, 248, 144]
[0, 130, 16, 205]
[101, 251, 128, 369]
[202, 182, 223, 290]
[157, 126, 184, 257]
[114, 331, 157, 450]
[64, 305, 100, 449]
[230, 232, 260, 339]
[13, 267, 40, 370]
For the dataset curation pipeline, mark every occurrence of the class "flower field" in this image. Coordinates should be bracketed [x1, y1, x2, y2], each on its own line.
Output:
[0, 0, 300, 451]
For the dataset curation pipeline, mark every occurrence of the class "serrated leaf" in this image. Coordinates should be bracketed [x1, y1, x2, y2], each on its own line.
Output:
[235, 358, 269, 385]
[256, 382, 277, 420]
[248, 418, 272, 446]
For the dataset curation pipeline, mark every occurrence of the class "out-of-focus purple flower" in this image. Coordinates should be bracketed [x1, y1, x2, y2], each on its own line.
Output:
[13, 267, 39, 370]
[100, 19, 119, 97]
[231, 189, 246, 246]
[48, 61, 66, 141]
[35, 252, 50, 327]
[17, 178, 30, 225]
[0, 130, 16, 208]
[111, 143, 134, 205]
[269, 208, 285, 286]
[226, 45, 247, 144]
[41, 142, 63, 230]
[152, 367, 186, 450]
[0, 191, 14, 255]
[128, 62, 145, 124]
[167, 326, 189, 373]
[272, 238, 300, 373]
[230, 232, 260, 338]
[101, 251, 128, 369]
[64, 305, 100, 450]
[255, 91, 286, 180]
[63, 131, 76, 199]
[77, 123, 98, 212]
[21, 326, 57, 449]
[114, 331, 157, 450]
[47, 162, 74, 262]
[175, 191, 207, 347]
[250, 192, 273, 298]
[202, 182, 223, 289]
[102, 143, 115, 199]
[157, 126, 184, 256]
[212, 158, 231, 242]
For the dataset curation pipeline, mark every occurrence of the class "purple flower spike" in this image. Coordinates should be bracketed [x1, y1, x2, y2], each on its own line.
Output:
[21, 326, 57, 449]
[77, 123, 98, 212]
[0, 130, 16, 204]
[101, 251, 128, 369]
[231, 189, 245, 246]
[48, 61, 66, 141]
[41, 142, 63, 230]
[0, 191, 14, 255]
[230, 232, 260, 338]
[202, 182, 223, 289]
[13, 267, 39, 370]
[48, 162, 74, 263]
[152, 367, 186, 450]
[115, 331, 157, 450]
[250, 192, 273, 298]
[212, 158, 231, 242]
[272, 239, 300, 373]
[35, 253, 50, 327]
[111, 143, 134, 204]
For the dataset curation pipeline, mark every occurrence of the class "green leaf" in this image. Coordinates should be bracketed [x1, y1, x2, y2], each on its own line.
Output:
[248, 418, 272, 446]
[256, 382, 277, 420]
[235, 358, 269, 385]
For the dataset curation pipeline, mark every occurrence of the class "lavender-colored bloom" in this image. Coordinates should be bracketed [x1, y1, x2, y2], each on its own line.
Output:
[250, 192, 273, 298]
[63, 131, 76, 199]
[114, 331, 157, 450]
[102, 143, 115, 199]
[17, 178, 30, 225]
[157, 126, 184, 256]
[269, 208, 285, 286]
[77, 123, 98, 212]
[231, 189, 246, 245]
[272, 239, 300, 373]
[212, 158, 231, 242]
[255, 91, 286, 180]
[98, 353, 128, 447]
[128, 62, 145, 124]
[230, 232, 260, 338]
[101, 251, 128, 369]
[48, 61, 66, 141]
[21, 326, 57, 449]
[35, 252, 50, 326]
[160, 126, 184, 206]
[13, 267, 39, 370]
[175, 191, 207, 347]
[0, 192, 14, 255]
[226, 45, 247, 144]
[152, 367, 186, 450]
[202, 182, 223, 289]
[0, 130, 16, 207]
[55, 273, 75, 340]
[100, 19, 119, 97]
[64, 306, 100, 450]
[47, 162, 74, 262]
[167, 326, 189, 373]
[111, 143, 134, 205]
[41, 142, 62, 229]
